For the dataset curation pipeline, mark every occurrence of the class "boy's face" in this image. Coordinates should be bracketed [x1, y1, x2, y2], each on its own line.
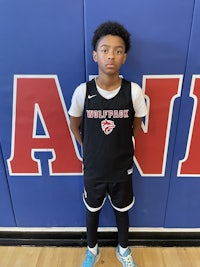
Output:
[93, 35, 127, 76]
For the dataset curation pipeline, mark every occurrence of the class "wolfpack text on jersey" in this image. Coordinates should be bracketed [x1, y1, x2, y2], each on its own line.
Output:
[86, 109, 129, 119]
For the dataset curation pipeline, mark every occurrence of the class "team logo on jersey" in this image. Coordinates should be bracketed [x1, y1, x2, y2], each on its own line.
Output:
[101, 119, 116, 135]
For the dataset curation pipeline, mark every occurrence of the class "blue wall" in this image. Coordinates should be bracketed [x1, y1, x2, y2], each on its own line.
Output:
[0, 0, 200, 228]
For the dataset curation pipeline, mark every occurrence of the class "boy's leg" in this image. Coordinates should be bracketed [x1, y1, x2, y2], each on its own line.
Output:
[81, 181, 107, 266]
[83, 180, 107, 248]
[108, 179, 137, 266]
[86, 208, 100, 248]
[83, 180, 107, 239]
[108, 178, 133, 248]
[114, 209, 129, 248]
[114, 209, 137, 266]
[81, 209, 101, 267]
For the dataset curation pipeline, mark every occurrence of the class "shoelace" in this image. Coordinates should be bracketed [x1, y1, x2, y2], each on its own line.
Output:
[121, 254, 136, 267]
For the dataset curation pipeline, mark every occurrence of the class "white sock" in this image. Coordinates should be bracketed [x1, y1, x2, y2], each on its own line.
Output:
[119, 245, 128, 255]
[88, 244, 98, 256]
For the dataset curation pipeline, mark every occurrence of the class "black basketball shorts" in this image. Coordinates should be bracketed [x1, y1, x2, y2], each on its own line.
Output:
[83, 176, 135, 212]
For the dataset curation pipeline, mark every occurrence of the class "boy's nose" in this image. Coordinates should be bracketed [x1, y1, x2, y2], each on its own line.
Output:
[108, 51, 114, 59]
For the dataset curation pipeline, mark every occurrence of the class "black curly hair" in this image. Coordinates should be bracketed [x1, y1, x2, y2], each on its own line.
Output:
[92, 21, 131, 53]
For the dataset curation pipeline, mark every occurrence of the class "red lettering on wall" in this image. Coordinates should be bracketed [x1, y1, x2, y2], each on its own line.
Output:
[7, 75, 82, 175]
[178, 76, 200, 176]
[134, 75, 183, 176]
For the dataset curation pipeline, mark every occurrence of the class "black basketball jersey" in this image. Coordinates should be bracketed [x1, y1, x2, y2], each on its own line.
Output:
[82, 78, 135, 182]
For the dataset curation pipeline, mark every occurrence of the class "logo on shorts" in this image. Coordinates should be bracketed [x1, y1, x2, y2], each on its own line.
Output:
[101, 119, 116, 135]
[127, 168, 133, 175]
[84, 188, 87, 198]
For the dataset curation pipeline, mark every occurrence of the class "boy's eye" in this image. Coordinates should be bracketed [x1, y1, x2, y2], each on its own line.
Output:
[102, 49, 108, 53]
[116, 50, 122, 54]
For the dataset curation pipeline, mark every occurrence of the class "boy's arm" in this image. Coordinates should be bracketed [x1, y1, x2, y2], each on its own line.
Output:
[133, 117, 142, 137]
[70, 116, 82, 145]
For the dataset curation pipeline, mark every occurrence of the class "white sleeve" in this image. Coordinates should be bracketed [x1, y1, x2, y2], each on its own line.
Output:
[131, 82, 148, 117]
[68, 83, 86, 117]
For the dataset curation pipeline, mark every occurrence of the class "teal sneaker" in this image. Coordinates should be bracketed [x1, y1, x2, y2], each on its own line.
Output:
[81, 248, 100, 267]
[116, 246, 137, 267]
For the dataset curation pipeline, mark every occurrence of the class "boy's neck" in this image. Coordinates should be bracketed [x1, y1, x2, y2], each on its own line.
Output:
[96, 74, 122, 91]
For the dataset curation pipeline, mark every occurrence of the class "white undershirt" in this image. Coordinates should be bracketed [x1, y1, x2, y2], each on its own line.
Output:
[96, 85, 120, 99]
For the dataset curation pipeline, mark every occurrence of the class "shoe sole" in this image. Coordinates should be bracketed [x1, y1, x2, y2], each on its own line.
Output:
[94, 253, 100, 266]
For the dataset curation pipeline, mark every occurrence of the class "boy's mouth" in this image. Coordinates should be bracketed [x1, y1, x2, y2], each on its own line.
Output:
[106, 64, 115, 68]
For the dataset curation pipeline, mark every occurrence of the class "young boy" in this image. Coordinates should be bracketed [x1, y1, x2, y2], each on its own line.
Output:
[69, 21, 147, 267]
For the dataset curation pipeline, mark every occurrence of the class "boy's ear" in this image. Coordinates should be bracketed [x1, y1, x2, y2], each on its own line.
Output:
[93, 51, 97, 62]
